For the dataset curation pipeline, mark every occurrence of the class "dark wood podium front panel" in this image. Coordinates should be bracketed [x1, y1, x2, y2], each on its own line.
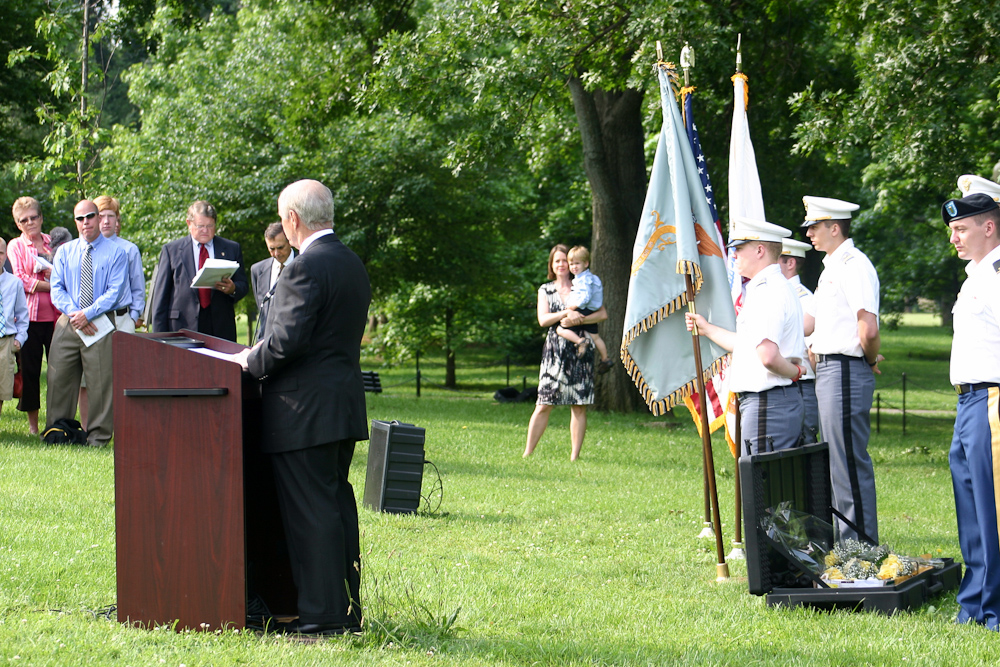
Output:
[113, 331, 294, 631]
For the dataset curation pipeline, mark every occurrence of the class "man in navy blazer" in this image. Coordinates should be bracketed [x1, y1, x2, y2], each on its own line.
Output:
[234, 179, 370, 636]
[250, 222, 295, 343]
[151, 201, 248, 342]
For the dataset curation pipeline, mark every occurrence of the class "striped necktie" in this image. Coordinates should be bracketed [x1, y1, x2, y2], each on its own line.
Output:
[80, 244, 94, 309]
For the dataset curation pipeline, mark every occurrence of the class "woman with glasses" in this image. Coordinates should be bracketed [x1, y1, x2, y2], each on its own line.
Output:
[9, 197, 59, 436]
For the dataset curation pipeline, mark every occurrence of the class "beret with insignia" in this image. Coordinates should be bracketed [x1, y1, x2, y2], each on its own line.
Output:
[942, 192, 1000, 225]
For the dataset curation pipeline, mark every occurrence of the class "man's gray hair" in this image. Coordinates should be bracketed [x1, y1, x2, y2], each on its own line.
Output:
[279, 180, 334, 230]
[187, 200, 217, 221]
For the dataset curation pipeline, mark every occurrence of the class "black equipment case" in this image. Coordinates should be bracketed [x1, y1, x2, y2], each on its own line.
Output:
[739, 442, 961, 614]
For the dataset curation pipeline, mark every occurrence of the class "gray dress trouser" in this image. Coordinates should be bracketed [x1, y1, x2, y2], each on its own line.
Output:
[738, 385, 804, 459]
[815, 354, 878, 543]
[799, 379, 820, 444]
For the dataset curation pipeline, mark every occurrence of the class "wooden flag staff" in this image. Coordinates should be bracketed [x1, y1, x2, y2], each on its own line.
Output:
[681, 41, 715, 542]
[686, 273, 729, 582]
[728, 33, 746, 562]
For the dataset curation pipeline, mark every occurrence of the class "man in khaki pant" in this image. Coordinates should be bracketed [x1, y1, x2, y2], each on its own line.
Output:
[46, 199, 128, 446]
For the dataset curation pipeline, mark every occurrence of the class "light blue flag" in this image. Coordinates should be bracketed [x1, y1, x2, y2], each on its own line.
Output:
[621, 64, 737, 416]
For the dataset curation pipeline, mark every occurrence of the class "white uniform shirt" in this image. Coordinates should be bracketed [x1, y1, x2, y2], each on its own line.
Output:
[788, 274, 816, 380]
[950, 244, 1000, 385]
[730, 263, 806, 393]
[810, 239, 880, 357]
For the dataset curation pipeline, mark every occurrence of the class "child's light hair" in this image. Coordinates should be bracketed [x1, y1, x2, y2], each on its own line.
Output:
[568, 245, 590, 264]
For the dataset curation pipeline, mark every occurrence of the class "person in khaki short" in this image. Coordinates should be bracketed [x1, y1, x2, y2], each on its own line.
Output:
[0, 238, 30, 415]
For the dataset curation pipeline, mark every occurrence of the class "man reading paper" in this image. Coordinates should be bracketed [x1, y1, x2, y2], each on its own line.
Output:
[151, 201, 247, 342]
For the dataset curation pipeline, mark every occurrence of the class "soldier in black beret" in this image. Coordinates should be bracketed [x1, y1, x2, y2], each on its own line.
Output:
[944, 190, 1000, 630]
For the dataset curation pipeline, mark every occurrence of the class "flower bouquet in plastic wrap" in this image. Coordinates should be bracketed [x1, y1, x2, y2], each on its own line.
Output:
[761, 501, 945, 588]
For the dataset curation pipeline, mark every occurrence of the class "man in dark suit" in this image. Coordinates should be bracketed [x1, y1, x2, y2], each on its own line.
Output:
[234, 179, 370, 636]
[151, 201, 248, 342]
[250, 222, 295, 343]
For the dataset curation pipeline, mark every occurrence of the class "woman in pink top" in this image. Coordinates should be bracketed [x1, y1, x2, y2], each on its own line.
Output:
[10, 197, 59, 435]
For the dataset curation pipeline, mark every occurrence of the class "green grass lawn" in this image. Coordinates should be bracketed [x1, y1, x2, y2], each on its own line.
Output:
[2, 318, 996, 665]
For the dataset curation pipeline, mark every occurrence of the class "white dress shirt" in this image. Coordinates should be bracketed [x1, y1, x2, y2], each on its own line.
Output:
[269, 250, 295, 289]
[810, 239, 880, 357]
[788, 274, 816, 380]
[951, 244, 1000, 385]
[730, 263, 806, 393]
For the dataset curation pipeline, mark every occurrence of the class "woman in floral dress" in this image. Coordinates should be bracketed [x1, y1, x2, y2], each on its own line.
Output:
[523, 244, 607, 461]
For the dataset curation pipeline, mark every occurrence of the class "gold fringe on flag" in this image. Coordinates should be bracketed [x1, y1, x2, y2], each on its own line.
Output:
[619, 259, 729, 416]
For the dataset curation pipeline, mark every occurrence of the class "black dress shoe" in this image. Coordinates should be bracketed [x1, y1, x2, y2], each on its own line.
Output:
[245, 593, 274, 631]
[278, 620, 361, 636]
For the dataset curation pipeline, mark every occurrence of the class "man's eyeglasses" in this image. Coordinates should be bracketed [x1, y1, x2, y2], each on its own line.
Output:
[74, 211, 97, 222]
[17, 214, 41, 225]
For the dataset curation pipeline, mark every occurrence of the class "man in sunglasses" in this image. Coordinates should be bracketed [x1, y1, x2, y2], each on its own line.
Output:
[46, 199, 128, 446]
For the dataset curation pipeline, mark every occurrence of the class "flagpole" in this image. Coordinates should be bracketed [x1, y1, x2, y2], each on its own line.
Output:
[728, 396, 745, 560]
[679, 41, 715, 542]
[685, 274, 729, 582]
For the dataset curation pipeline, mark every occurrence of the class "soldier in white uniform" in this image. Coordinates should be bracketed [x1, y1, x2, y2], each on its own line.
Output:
[943, 192, 1000, 630]
[780, 238, 819, 443]
[802, 196, 882, 543]
[686, 217, 805, 458]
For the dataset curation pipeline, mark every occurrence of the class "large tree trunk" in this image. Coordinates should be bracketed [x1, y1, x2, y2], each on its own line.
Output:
[568, 78, 647, 413]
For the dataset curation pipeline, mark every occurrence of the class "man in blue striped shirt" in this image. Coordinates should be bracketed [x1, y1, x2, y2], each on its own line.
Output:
[47, 199, 128, 446]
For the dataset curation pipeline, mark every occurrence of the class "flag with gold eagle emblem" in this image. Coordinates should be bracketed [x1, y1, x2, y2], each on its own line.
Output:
[620, 64, 736, 416]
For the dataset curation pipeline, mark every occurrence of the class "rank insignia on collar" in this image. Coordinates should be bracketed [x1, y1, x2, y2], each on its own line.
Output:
[993, 258, 1000, 275]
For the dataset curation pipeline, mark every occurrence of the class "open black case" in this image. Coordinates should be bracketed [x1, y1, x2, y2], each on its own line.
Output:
[739, 442, 962, 614]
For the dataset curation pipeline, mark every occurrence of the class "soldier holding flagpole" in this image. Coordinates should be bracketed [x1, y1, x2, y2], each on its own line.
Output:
[685, 218, 806, 457]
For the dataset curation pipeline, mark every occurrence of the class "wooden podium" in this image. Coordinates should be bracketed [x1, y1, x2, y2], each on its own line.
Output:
[113, 330, 295, 630]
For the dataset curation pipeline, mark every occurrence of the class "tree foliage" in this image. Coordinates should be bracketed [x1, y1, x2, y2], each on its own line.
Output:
[98, 0, 548, 378]
[790, 0, 1000, 318]
[11, 0, 994, 408]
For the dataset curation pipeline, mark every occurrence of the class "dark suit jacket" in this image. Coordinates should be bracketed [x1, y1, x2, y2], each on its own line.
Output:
[151, 235, 248, 342]
[247, 232, 371, 453]
[250, 257, 274, 310]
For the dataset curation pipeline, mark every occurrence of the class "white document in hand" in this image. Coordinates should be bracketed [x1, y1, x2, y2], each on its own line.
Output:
[34, 255, 54, 273]
[191, 259, 241, 288]
[75, 313, 115, 347]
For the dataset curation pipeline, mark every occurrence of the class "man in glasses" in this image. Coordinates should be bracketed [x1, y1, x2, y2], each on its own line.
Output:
[150, 200, 248, 342]
[46, 199, 128, 446]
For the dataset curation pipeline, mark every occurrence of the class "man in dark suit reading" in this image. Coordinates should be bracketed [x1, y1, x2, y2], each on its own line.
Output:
[151, 201, 248, 342]
[233, 179, 371, 636]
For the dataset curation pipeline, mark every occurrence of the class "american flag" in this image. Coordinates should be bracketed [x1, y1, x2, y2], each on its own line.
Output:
[680, 88, 733, 448]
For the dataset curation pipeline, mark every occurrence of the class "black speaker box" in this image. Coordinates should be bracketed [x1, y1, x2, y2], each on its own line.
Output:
[363, 420, 425, 514]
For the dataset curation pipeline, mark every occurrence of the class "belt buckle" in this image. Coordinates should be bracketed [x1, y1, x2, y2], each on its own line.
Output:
[955, 384, 968, 395]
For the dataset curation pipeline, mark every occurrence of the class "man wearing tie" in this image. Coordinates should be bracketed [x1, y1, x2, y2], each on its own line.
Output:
[151, 201, 248, 342]
[234, 179, 370, 635]
[250, 222, 295, 343]
[46, 199, 128, 446]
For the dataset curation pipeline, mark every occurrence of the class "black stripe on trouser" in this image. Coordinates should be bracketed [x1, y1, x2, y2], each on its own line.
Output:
[743, 390, 771, 457]
[758, 390, 769, 454]
[840, 358, 867, 537]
